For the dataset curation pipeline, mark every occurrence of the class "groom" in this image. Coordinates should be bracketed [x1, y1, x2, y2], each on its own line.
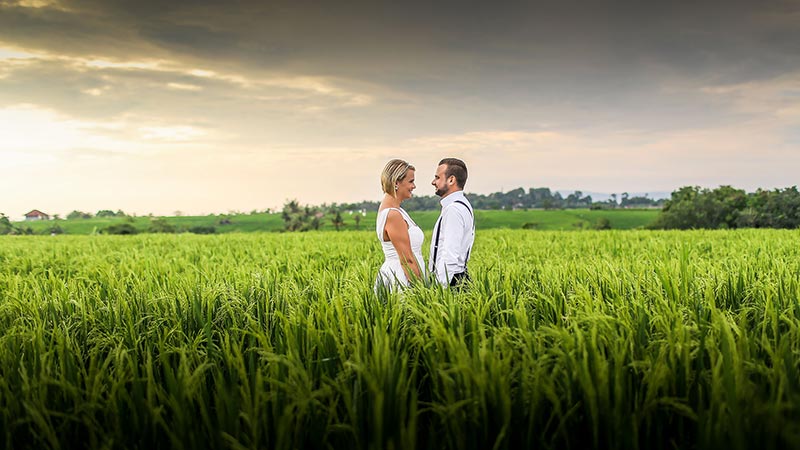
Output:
[429, 158, 475, 289]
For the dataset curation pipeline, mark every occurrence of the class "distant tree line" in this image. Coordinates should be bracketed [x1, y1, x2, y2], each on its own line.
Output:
[338, 187, 665, 212]
[650, 186, 800, 229]
[8, 185, 798, 235]
[67, 209, 128, 219]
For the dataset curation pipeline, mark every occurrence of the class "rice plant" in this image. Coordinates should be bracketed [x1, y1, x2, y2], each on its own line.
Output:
[0, 229, 798, 449]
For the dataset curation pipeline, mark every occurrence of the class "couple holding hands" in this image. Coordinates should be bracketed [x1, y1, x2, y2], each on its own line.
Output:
[376, 158, 475, 292]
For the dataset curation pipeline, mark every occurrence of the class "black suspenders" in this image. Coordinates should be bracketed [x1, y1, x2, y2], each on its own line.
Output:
[432, 200, 474, 267]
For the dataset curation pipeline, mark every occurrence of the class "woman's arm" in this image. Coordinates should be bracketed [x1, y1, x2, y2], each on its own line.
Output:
[384, 210, 422, 281]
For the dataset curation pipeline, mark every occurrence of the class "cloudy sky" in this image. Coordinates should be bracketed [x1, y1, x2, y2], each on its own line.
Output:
[1, 0, 798, 218]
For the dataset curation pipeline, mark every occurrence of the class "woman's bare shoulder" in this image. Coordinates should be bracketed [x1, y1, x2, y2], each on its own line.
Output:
[383, 208, 403, 221]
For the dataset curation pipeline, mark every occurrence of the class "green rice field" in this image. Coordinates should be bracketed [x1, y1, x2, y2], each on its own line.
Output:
[13, 208, 659, 234]
[1, 229, 799, 449]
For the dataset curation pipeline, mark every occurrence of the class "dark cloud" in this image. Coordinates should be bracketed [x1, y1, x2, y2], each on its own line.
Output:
[4, 0, 798, 78]
[1, 0, 798, 136]
[138, 24, 240, 54]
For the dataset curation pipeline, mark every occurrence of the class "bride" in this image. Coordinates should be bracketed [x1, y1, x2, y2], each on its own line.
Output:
[375, 159, 426, 291]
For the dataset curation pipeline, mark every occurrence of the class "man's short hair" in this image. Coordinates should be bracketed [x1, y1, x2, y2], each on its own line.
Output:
[439, 158, 467, 189]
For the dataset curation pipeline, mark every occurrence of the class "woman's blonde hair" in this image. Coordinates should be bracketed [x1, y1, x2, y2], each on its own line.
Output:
[381, 159, 414, 197]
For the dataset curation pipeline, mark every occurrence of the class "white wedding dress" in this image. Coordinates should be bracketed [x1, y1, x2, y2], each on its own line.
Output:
[375, 207, 425, 291]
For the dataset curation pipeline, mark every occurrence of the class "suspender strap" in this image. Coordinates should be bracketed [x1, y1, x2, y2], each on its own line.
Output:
[432, 217, 443, 267]
[454, 200, 475, 264]
[432, 200, 474, 267]
[454, 200, 473, 219]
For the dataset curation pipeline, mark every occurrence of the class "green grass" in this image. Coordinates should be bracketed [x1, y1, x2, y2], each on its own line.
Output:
[13, 213, 286, 234]
[14, 208, 660, 234]
[1, 229, 799, 449]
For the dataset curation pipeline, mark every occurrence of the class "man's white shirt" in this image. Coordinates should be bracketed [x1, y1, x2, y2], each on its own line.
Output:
[429, 191, 475, 285]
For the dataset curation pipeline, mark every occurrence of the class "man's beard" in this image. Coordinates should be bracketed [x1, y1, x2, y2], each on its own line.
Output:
[435, 186, 449, 197]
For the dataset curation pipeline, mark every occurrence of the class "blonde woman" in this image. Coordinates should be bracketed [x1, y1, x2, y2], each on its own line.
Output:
[375, 159, 426, 291]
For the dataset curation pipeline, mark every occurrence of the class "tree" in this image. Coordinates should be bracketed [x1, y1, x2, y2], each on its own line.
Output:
[651, 185, 748, 229]
[621, 194, 659, 208]
[281, 200, 320, 232]
[707, 185, 747, 228]
[310, 208, 323, 231]
[650, 186, 707, 229]
[743, 187, 800, 228]
[564, 191, 592, 208]
[67, 210, 92, 220]
[282, 200, 304, 231]
[0, 213, 16, 235]
[353, 213, 362, 230]
[0, 214, 32, 235]
[330, 209, 345, 231]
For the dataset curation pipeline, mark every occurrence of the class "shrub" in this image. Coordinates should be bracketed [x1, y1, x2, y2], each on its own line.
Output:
[188, 226, 216, 234]
[48, 225, 65, 235]
[149, 218, 176, 233]
[104, 223, 138, 235]
[593, 217, 612, 230]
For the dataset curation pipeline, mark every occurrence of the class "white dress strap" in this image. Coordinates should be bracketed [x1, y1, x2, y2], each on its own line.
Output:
[377, 207, 401, 241]
[376, 207, 415, 241]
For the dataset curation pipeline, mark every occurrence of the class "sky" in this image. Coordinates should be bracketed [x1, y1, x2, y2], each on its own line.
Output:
[1, 0, 798, 219]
